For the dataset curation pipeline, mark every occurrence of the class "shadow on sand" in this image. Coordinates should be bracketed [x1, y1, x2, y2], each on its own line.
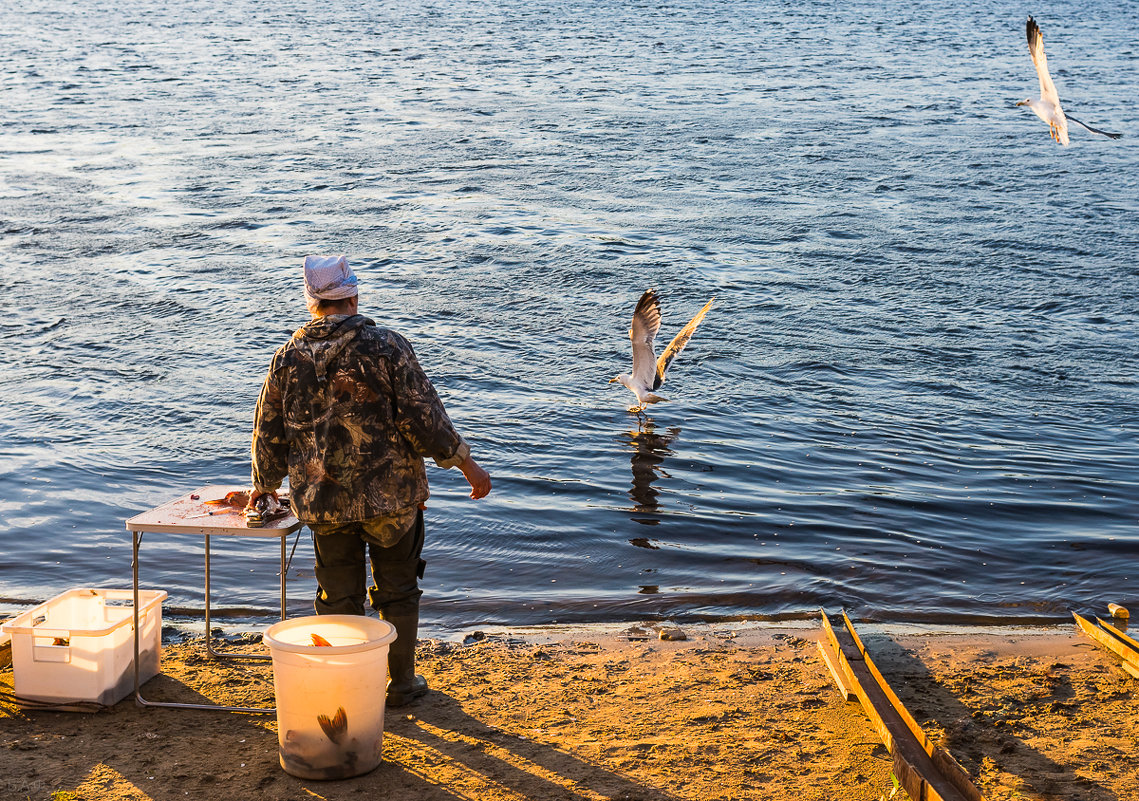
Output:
[389, 690, 683, 801]
[862, 634, 1121, 801]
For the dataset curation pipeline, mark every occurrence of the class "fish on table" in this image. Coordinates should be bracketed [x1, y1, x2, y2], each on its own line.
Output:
[185, 489, 291, 526]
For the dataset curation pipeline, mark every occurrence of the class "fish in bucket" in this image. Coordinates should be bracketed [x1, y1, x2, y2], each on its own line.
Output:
[263, 615, 397, 779]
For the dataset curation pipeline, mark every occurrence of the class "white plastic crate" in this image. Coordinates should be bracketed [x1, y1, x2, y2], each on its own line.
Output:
[1, 588, 166, 709]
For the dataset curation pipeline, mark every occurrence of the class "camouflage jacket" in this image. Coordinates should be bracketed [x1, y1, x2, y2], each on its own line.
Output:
[251, 314, 469, 525]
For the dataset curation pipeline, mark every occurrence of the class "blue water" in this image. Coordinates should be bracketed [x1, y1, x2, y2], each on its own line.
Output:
[1, 0, 1137, 632]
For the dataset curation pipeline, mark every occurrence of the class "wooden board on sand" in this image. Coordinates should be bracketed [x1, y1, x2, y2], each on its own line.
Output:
[820, 610, 986, 801]
[1073, 612, 1139, 680]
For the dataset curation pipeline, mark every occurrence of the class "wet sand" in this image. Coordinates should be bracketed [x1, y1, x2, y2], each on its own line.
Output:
[1, 621, 1135, 800]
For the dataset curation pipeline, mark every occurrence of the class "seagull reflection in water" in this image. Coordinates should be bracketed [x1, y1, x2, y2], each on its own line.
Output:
[619, 418, 680, 524]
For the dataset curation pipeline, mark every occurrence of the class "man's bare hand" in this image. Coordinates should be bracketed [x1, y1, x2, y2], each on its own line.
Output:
[458, 456, 491, 499]
[247, 488, 279, 510]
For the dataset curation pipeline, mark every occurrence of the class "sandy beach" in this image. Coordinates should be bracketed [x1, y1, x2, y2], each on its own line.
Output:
[1, 620, 1136, 801]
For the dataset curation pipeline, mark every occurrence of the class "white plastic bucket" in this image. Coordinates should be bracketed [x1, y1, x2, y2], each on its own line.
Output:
[264, 615, 397, 780]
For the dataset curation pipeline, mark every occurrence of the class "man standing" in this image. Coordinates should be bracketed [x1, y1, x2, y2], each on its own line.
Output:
[249, 255, 491, 706]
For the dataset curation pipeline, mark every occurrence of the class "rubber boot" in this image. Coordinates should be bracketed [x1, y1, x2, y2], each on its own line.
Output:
[385, 612, 428, 707]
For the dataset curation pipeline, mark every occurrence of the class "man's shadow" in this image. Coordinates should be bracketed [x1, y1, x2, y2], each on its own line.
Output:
[619, 419, 680, 524]
[391, 691, 682, 801]
[862, 635, 1121, 801]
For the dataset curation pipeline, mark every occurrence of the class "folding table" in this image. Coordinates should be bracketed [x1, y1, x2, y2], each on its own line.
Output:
[125, 484, 303, 712]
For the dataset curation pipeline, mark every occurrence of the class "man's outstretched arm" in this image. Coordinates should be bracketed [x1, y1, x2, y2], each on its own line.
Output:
[389, 333, 491, 499]
[458, 454, 491, 499]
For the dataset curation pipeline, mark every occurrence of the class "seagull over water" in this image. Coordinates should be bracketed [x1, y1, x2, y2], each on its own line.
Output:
[610, 289, 714, 414]
[1017, 15, 1121, 145]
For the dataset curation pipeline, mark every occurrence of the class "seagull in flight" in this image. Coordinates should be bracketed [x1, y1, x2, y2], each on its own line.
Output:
[610, 289, 714, 414]
[1016, 15, 1121, 145]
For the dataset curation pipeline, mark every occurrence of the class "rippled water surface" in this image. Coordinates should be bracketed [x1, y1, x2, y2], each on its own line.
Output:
[2, 0, 1137, 631]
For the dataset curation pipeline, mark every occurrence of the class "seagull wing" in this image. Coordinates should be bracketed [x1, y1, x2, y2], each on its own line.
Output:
[653, 297, 713, 391]
[629, 289, 662, 390]
[1027, 16, 1061, 108]
[1066, 114, 1122, 139]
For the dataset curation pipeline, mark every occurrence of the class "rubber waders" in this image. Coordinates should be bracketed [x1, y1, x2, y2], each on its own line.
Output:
[385, 611, 428, 706]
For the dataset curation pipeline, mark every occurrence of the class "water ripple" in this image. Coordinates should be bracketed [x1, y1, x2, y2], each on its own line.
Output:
[1, 0, 1137, 628]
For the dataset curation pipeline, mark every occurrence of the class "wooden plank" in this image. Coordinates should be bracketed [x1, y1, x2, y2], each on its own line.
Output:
[817, 638, 856, 701]
[1073, 612, 1139, 675]
[1095, 616, 1139, 653]
[821, 610, 986, 801]
[840, 611, 983, 801]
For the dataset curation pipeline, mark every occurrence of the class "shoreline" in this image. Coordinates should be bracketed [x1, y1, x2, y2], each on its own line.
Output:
[0, 593, 1094, 638]
[2, 619, 1136, 800]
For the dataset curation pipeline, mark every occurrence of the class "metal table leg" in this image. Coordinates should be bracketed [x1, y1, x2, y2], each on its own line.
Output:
[204, 532, 288, 660]
[132, 530, 275, 713]
[281, 532, 287, 620]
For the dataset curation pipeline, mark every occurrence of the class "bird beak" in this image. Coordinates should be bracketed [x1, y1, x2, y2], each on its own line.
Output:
[608, 377, 618, 384]
[1015, 100, 1026, 107]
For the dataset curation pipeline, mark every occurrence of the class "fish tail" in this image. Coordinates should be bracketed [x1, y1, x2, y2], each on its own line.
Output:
[318, 706, 348, 744]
